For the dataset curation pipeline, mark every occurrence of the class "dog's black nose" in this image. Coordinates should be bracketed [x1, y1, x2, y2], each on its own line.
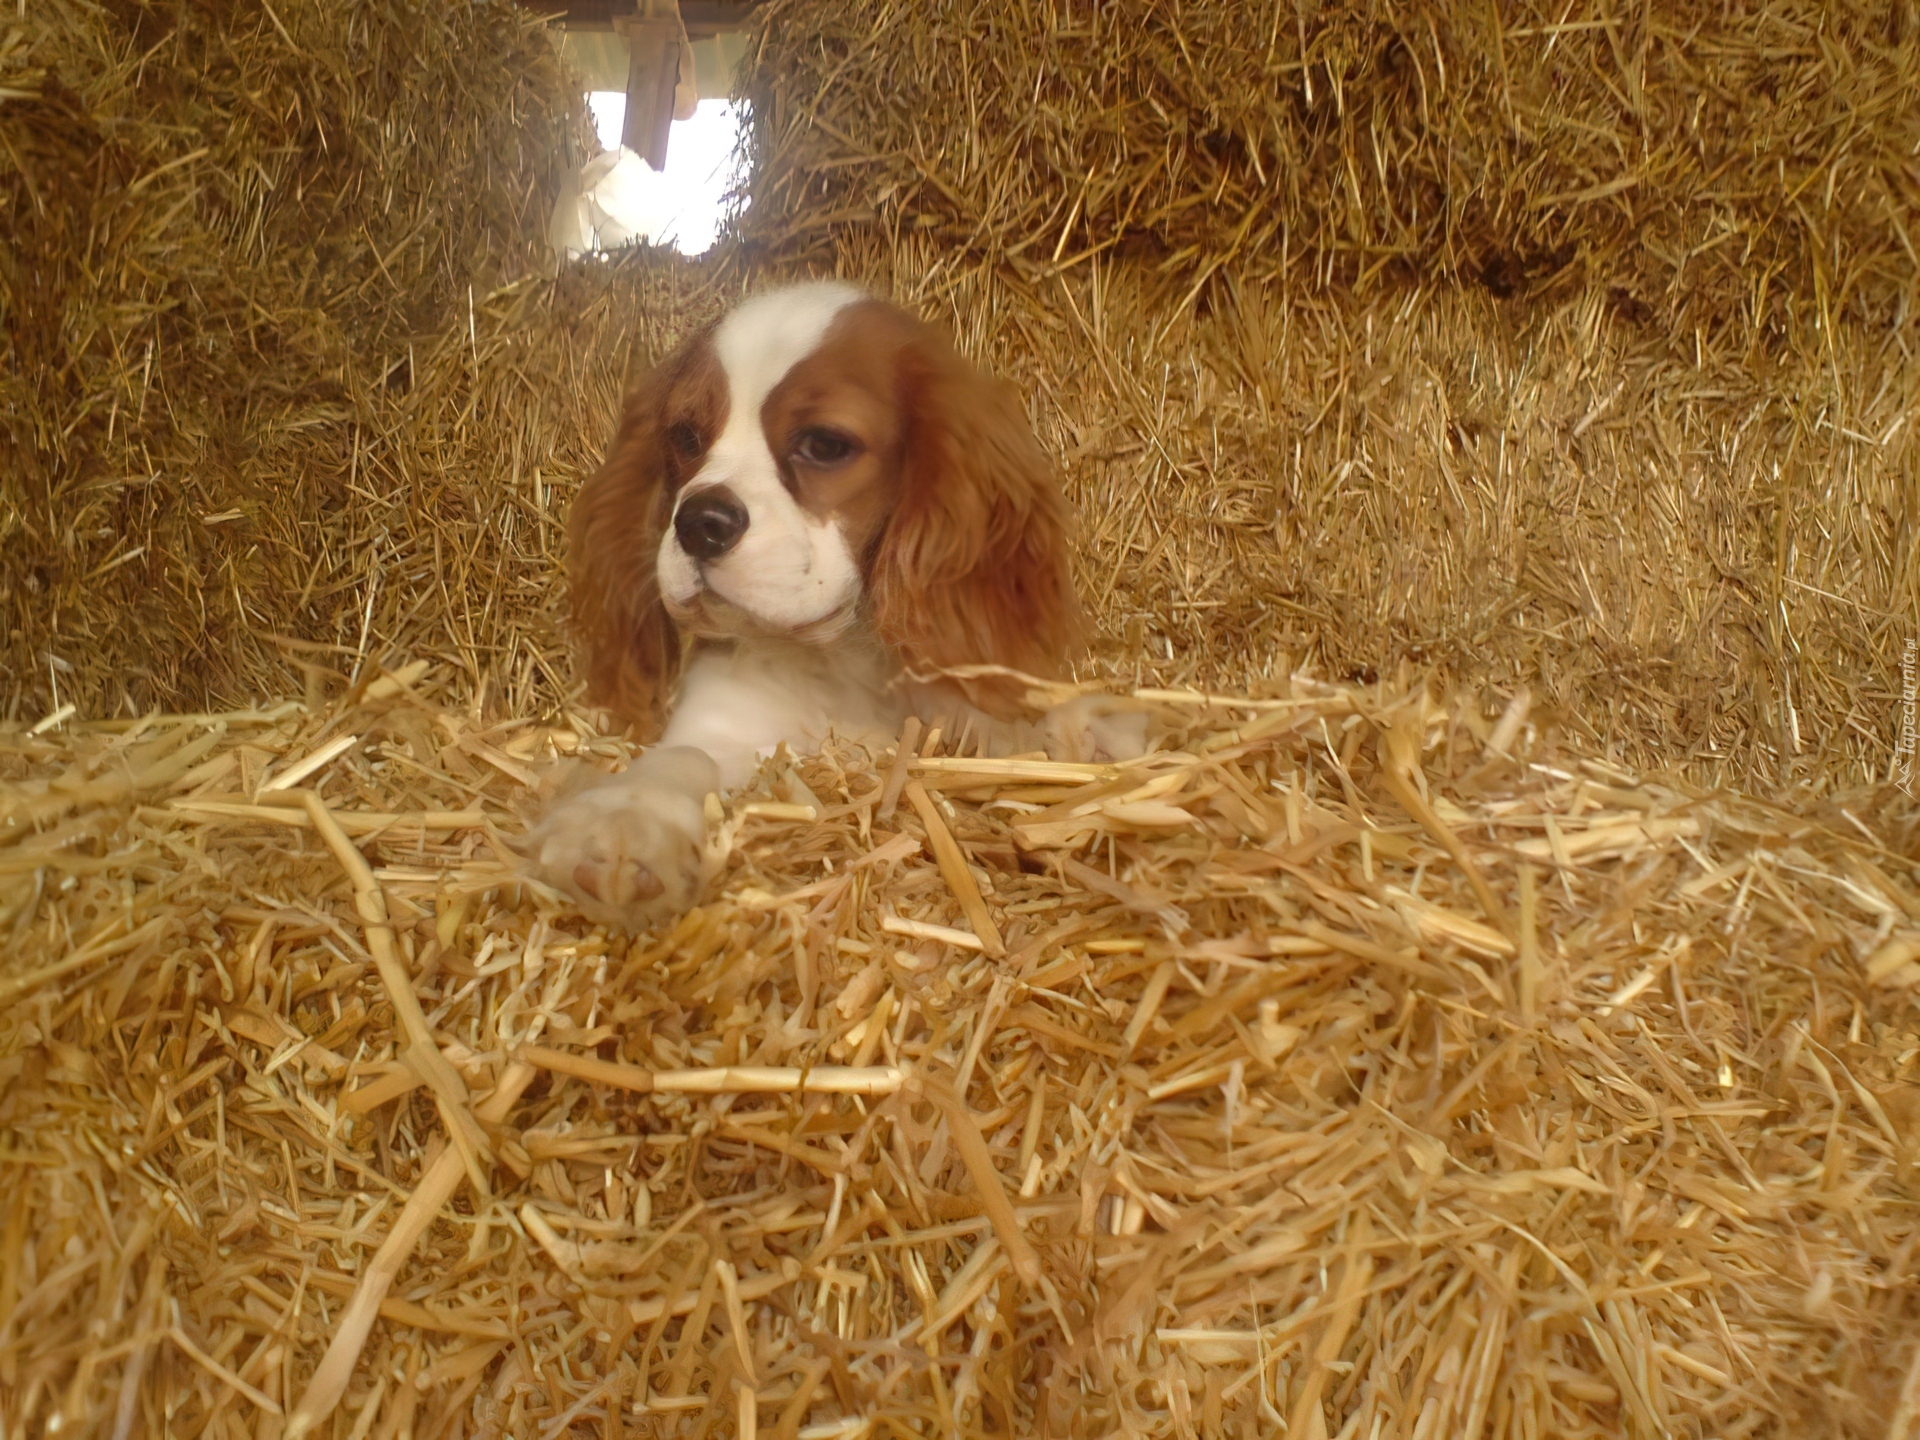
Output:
[673, 487, 749, 561]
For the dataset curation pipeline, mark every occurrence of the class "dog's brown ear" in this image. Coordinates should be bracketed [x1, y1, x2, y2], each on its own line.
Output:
[570, 366, 690, 739]
[571, 395, 678, 738]
[868, 323, 1081, 716]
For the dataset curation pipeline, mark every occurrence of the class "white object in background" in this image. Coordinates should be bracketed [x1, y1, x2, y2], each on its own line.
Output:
[548, 99, 746, 258]
[550, 147, 628, 257]
[548, 147, 671, 257]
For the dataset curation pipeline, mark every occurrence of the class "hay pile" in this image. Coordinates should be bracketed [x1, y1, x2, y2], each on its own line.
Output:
[6, 6, 1920, 1434]
[4, 667, 1919, 1436]
[0, 0, 705, 721]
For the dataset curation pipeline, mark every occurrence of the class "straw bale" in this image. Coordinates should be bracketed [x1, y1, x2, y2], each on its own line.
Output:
[737, 0, 1920, 327]
[0, 0, 703, 720]
[3, 666, 1918, 1436]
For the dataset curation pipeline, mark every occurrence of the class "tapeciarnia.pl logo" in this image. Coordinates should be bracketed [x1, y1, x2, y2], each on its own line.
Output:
[1897, 638, 1917, 798]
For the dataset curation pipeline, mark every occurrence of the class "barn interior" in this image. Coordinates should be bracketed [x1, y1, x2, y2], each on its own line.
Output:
[2, 1, 1917, 1436]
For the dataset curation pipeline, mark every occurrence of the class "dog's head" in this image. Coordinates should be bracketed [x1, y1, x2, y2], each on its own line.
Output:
[570, 281, 1080, 734]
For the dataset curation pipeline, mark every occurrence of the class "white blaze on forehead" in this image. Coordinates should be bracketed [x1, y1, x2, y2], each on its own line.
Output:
[709, 280, 866, 415]
[658, 280, 870, 633]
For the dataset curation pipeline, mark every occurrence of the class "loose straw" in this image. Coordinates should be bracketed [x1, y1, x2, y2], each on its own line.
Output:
[0, 916, 168, 1005]
[168, 1324, 284, 1416]
[915, 1075, 1042, 1288]
[881, 914, 986, 950]
[1286, 1212, 1374, 1436]
[1376, 713, 1516, 941]
[284, 1062, 537, 1437]
[876, 715, 921, 819]
[171, 798, 486, 834]
[516, 1045, 906, 1096]
[903, 779, 1006, 957]
[296, 790, 493, 1193]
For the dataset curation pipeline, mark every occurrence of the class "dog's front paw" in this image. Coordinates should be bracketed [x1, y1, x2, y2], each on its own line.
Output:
[526, 747, 719, 928]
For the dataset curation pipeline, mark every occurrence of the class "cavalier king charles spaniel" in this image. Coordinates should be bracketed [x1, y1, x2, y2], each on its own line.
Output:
[530, 281, 1141, 926]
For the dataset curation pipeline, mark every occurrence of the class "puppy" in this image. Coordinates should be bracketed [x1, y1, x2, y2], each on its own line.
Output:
[530, 281, 1138, 926]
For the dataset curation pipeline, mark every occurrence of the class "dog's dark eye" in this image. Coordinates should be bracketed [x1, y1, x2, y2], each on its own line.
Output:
[668, 422, 703, 459]
[791, 428, 860, 468]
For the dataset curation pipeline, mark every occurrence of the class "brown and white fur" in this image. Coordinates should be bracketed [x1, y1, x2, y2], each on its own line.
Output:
[529, 281, 1140, 927]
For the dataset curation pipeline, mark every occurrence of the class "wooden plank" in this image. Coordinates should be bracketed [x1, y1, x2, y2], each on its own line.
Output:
[620, 20, 680, 169]
[519, 2, 761, 32]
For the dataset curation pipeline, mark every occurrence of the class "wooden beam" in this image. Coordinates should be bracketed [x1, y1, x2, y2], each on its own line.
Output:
[619, 18, 680, 169]
[679, 2, 762, 26]
[515, 1, 762, 33]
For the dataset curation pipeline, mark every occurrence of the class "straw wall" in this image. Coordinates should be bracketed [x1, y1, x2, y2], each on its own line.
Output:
[742, 0, 1920, 326]
[1, 0, 680, 718]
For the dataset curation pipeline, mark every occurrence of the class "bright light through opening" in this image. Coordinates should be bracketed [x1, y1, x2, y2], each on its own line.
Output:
[583, 92, 745, 256]
[587, 92, 626, 150]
